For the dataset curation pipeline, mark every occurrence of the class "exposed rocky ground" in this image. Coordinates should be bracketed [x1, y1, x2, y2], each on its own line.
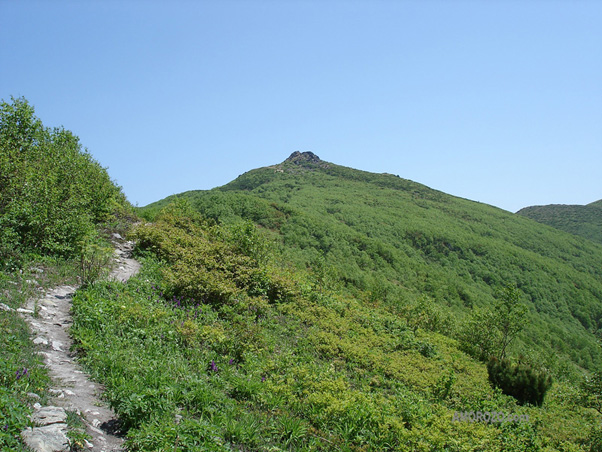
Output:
[18, 237, 140, 452]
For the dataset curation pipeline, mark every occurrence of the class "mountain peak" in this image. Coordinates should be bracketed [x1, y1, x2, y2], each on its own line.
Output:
[285, 151, 321, 164]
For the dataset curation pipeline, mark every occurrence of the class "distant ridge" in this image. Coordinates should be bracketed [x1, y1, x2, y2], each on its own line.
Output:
[517, 200, 602, 244]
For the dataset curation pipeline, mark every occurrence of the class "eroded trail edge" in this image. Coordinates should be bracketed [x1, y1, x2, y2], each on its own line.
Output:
[20, 238, 140, 452]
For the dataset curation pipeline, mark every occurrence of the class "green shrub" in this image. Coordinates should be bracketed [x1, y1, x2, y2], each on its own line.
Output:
[131, 201, 296, 307]
[0, 387, 32, 451]
[487, 357, 552, 406]
[0, 97, 130, 264]
[77, 236, 114, 286]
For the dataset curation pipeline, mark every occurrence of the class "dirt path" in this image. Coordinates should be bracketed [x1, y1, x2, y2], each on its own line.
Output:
[20, 238, 140, 452]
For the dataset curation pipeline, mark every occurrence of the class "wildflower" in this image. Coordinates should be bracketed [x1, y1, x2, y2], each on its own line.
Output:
[261, 376, 266, 382]
[210, 360, 218, 372]
[229, 359, 234, 365]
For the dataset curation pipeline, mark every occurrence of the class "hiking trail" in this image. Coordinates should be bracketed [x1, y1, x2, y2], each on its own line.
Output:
[19, 236, 140, 452]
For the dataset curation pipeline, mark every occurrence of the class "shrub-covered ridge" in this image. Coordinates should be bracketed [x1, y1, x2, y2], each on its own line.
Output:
[70, 203, 601, 450]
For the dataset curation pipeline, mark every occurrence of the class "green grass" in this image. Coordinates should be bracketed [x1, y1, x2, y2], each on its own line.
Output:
[69, 206, 602, 450]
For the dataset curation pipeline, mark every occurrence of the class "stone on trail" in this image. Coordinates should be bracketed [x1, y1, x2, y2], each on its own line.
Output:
[33, 336, 49, 345]
[32, 406, 67, 425]
[21, 424, 69, 452]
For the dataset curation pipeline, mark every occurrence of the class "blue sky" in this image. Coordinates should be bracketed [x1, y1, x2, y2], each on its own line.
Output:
[1, 0, 601, 212]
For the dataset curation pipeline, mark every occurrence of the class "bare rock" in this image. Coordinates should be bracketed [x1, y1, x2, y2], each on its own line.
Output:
[51, 340, 64, 351]
[21, 423, 69, 452]
[34, 336, 49, 346]
[31, 406, 67, 425]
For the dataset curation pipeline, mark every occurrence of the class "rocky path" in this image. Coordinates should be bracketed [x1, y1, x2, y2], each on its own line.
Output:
[19, 237, 140, 452]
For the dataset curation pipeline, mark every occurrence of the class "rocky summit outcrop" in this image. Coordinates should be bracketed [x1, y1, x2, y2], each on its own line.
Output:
[276, 151, 330, 173]
[285, 150, 322, 164]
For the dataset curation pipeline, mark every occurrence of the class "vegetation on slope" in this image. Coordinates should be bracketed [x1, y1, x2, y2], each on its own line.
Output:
[0, 97, 133, 269]
[142, 152, 602, 377]
[517, 201, 602, 245]
[70, 202, 601, 451]
[0, 97, 133, 450]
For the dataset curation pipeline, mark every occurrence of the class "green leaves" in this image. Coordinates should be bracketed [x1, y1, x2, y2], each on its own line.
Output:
[0, 97, 130, 264]
[581, 371, 602, 415]
[495, 285, 528, 361]
[487, 358, 552, 407]
[131, 203, 295, 307]
[460, 285, 528, 362]
[140, 156, 602, 377]
[77, 237, 114, 286]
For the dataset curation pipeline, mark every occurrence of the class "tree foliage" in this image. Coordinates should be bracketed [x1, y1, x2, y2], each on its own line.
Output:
[459, 284, 528, 362]
[487, 357, 553, 406]
[0, 97, 129, 267]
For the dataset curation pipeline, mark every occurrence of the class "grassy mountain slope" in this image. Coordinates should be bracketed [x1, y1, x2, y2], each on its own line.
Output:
[517, 201, 602, 245]
[71, 203, 599, 451]
[143, 152, 602, 375]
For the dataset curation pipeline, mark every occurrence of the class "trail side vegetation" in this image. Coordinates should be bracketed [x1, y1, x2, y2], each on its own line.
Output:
[130, 152, 602, 449]
[517, 201, 602, 245]
[69, 200, 600, 450]
[0, 97, 133, 450]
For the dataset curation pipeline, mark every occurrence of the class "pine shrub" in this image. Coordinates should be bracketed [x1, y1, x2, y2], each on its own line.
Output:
[487, 357, 552, 406]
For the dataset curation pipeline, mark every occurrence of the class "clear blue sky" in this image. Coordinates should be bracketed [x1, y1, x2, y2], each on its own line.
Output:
[2, 0, 601, 212]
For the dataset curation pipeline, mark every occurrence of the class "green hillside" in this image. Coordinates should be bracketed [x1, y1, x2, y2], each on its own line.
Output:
[589, 200, 602, 209]
[69, 206, 560, 450]
[517, 201, 602, 245]
[64, 150, 602, 450]
[6, 101, 602, 449]
[143, 152, 602, 375]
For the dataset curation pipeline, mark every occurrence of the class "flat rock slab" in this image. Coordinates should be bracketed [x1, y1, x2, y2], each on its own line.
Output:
[32, 406, 67, 425]
[21, 424, 69, 452]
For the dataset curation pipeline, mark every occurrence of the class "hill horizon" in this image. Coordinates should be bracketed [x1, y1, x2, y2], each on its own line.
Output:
[142, 150, 602, 376]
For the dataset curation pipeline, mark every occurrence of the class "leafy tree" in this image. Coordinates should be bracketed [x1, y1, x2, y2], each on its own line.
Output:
[460, 284, 528, 361]
[0, 96, 130, 266]
[581, 371, 602, 416]
[459, 306, 499, 361]
[496, 284, 529, 360]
